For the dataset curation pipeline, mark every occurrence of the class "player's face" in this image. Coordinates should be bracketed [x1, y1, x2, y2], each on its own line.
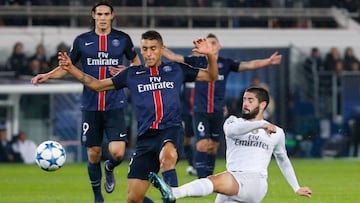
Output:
[206, 37, 221, 54]
[140, 39, 164, 67]
[92, 5, 114, 31]
[242, 92, 261, 120]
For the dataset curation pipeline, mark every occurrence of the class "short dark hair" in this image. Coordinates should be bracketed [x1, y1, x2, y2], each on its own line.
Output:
[92, 0, 114, 13]
[244, 86, 270, 108]
[141, 30, 163, 45]
[207, 33, 218, 40]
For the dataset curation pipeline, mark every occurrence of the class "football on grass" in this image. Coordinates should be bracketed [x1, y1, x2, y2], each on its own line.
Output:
[35, 140, 66, 171]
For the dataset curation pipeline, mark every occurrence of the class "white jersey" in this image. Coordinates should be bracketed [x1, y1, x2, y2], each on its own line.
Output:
[223, 115, 301, 192]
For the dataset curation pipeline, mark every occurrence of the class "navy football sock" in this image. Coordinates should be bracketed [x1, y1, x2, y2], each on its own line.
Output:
[162, 169, 178, 187]
[106, 157, 122, 171]
[206, 154, 216, 176]
[162, 169, 178, 203]
[88, 162, 103, 199]
[194, 151, 208, 178]
[143, 196, 155, 203]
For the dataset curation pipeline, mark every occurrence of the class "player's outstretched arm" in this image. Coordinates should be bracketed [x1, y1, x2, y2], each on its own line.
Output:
[162, 47, 185, 63]
[296, 187, 312, 198]
[193, 38, 218, 81]
[238, 51, 282, 71]
[58, 52, 115, 92]
[30, 66, 68, 85]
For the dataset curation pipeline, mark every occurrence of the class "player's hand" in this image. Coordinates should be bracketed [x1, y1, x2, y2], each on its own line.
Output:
[269, 51, 282, 65]
[108, 65, 126, 76]
[296, 187, 312, 198]
[263, 123, 276, 135]
[31, 73, 49, 86]
[192, 38, 213, 55]
[58, 52, 73, 71]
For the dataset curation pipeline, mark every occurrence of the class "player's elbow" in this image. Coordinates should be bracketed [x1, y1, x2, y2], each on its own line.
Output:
[211, 74, 219, 81]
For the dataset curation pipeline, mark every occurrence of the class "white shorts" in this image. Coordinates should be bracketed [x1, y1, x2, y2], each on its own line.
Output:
[215, 171, 268, 203]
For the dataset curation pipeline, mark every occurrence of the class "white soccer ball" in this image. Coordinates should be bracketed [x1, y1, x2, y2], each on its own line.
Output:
[35, 140, 66, 171]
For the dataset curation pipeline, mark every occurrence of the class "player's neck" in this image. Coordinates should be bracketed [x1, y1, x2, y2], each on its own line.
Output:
[249, 115, 264, 121]
[95, 27, 111, 35]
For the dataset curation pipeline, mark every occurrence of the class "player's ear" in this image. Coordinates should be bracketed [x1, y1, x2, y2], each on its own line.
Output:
[260, 101, 267, 111]
[91, 11, 96, 20]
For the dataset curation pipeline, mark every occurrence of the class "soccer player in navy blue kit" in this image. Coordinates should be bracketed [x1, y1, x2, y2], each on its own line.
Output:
[58, 30, 218, 203]
[162, 33, 282, 178]
[180, 82, 197, 176]
[31, 2, 141, 202]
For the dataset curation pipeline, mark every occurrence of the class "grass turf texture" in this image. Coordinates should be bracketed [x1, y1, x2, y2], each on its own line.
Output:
[0, 158, 359, 202]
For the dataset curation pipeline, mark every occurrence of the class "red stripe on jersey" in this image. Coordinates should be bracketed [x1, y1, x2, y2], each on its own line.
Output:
[207, 82, 215, 113]
[190, 88, 195, 115]
[98, 35, 107, 111]
[150, 67, 163, 129]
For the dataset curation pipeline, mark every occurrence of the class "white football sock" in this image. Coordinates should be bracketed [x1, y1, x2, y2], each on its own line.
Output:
[172, 178, 214, 199]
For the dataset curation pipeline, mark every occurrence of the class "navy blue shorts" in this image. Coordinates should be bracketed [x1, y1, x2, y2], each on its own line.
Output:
[81, 108, 127, 147]
[193, 112, 224, 142]
[128, 125, 184, 180]
[182, 114, 194, 138]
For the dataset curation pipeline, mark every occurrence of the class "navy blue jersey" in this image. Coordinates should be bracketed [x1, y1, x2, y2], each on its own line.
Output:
[70, 29, 137, 111]
[184, 56, 240, 113]
[111, 62, 199, 136]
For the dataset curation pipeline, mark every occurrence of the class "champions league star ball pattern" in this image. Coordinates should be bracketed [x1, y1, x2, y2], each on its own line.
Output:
[35, 140, 66, 171]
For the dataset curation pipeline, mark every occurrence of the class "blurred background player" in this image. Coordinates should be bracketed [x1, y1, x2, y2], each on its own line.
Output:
[180, 81, 197, 176]
[162, 33, 282, 178]
[30, 1, 141, 203]
[149, 86, 312, 203]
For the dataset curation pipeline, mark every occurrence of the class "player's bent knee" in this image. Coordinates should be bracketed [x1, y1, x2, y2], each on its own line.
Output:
[208, 141, 220, 154]
[87, 146, 102, 163]
[196, 139, 210, 152]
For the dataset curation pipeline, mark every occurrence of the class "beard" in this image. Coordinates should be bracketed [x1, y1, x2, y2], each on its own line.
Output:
[242, 106, 260, 120]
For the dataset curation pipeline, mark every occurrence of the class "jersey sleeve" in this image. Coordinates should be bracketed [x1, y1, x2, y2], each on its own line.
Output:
[228, 58, 241, 72]
[179, 63, 199, 82]
[69, 36, 81, 64]
[223, 116, 267, 137]
[273, 128, 301, 193]
[111, 68, 129, 90]
[124, 34, 137, 61]
[184, 56, 207, 69]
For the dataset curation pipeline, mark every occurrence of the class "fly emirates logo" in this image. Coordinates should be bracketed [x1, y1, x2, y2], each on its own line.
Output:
[138, 76, 174, 93]
[87, 52, 119, 66]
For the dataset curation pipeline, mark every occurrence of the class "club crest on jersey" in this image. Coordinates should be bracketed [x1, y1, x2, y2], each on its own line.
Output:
[218, 62, 224, 69]
[163, 66, 172, 72]
[112, 39, 120, 47]
[252, 129, 259, 134]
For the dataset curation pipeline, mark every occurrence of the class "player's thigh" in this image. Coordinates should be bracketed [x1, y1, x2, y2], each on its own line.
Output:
[231, 172, 268, 203]
[209, 171, 239, 196]
[127, 178, 151, 202]
[104, 108, 128, 143]
[81, 111, 103, 147]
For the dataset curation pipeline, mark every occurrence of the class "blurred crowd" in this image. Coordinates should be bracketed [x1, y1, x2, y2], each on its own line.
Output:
[1, 42, 69, 78]
[0, 125, 37, 164]
[0, 0, 359, 27]
[0, 0, 359, 9]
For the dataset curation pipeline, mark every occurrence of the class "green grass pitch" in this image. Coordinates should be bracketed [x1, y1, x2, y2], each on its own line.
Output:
[1, 158, 360, 202]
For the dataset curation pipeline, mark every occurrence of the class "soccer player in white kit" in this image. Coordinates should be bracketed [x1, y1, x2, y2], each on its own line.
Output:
[149, 86, 312, 203]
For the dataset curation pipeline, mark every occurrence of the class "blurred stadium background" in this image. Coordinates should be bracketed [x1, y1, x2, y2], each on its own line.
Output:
[0, 0, 360, 162]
